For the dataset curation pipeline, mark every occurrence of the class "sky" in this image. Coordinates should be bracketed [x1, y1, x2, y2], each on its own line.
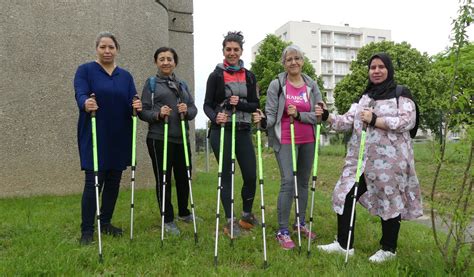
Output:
[192, 0, 473, 129]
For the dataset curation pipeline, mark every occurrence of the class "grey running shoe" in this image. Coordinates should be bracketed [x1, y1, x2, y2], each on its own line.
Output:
[224, 218, 241, 238]
[178, 214, 200, 223]
[164, 221, 181, 235]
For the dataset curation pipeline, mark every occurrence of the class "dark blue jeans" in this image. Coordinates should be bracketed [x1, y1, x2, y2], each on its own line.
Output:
[81, 170, 122, 234]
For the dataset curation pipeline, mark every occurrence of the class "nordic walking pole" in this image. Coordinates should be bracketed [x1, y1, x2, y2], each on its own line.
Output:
[90, 93, 103, 262]
[307, 104, 322, 257]
[255, 116, 268, 268]
[214, 111, 226, 267]
[345, 100, 374, 263]
[179, 109, 198, 244]
[130, 95, 139, 241]
[229, 104, 236, 247]
[160, 115, 169, 247]
[290, 113, 302, 254]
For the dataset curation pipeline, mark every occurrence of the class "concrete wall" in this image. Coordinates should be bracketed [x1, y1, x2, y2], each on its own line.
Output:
[0, 0, 194, 197]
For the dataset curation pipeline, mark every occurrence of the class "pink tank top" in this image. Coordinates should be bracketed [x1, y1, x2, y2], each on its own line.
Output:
[281, 80, 315, 144]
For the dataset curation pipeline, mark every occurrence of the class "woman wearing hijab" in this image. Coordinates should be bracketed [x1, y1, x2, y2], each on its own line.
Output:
[316, 53, 422, 262]
[203, 31, 259, 237]
[139, 47, 197, 235]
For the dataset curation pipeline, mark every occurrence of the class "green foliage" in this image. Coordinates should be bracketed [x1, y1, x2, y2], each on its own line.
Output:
[195, 128, 208, 152]
[432, 43, 474, 130]
[333, 40, 447, 137]
[250, 34, 324, 110]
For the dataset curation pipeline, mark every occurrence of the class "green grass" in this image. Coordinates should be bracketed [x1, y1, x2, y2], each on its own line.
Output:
[0, 142, 471, 275]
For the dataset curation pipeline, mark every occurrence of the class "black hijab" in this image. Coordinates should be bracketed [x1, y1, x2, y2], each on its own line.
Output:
[363, 53, 419, 138]
[363, 53, 399, 100]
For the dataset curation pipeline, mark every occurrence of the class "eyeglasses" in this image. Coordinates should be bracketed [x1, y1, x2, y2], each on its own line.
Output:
[285, 56, 302, 63]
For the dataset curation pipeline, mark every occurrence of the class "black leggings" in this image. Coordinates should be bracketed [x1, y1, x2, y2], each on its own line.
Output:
[147, 138, 191, 223]
[337, 174, 401, 253]
[209, 127, 256, 219]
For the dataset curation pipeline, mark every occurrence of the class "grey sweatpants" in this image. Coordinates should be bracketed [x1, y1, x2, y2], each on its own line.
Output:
[275, 143, 315, 230]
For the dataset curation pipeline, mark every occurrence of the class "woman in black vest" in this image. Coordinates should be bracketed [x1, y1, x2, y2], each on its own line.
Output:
[203, 31, 259, 237]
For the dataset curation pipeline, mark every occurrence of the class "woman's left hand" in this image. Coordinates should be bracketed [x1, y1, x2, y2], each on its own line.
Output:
[177, 103, 187, 114]
[229, 95, 239, 106]
[360, 108, 373, 124]
[132, 98, 142, 112]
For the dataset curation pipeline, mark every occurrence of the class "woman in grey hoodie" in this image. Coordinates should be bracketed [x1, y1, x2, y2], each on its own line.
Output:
[255, 45, 325, 250]
[139, 47, 197, 235]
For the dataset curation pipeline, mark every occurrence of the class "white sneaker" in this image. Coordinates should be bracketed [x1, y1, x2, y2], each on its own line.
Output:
[317, 241, 354, 256]
[368, 249, 396, 263]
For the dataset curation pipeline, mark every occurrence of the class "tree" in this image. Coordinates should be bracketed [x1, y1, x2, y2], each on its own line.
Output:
[333, 40, 445, 137]
[432, 42, 474, 130]
[428, 0, 473, 273]
[250, 34, 324, 110]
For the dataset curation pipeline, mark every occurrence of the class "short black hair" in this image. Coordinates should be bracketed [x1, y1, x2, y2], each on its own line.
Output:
[153, 47, 179, 65]
[222, 31, 244, 50]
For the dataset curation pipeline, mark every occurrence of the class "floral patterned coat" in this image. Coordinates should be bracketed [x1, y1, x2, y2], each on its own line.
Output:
[330, 94, 423, 220]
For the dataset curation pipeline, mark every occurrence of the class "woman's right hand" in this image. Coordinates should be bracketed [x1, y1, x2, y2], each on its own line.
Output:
[314, 104, 324, 117]
[215, 112, 228, 124]
[252, 109, 263, 124]
[84, 97, 98, 113]
[287, 104, 298, 118]
[160, 105, 172, 118]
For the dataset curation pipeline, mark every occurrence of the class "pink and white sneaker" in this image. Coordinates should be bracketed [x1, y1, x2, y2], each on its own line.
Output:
[293, 223, 317, 241]
[276, 229, 295, 250]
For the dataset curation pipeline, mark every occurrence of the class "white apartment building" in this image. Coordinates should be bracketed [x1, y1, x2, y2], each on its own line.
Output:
[252, 21, 391, 104]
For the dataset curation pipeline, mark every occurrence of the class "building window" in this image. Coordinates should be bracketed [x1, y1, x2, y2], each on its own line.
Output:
[282, 32, 287, 40]
[334, 48, 348, 60]
[322, 61, 331, 73]
[321, 47, 331, 59]
[311, 45, 317, 48]
[321, 32, 331, 44]
[378, 36, 386, 41]
[334, 34, 347, 46]
[335, 62, 348, 75]
[311, 30, 317, 35]
[311, 60, 317, 63]
[367, 35, 375, 42]
[323, 76, 333, 89]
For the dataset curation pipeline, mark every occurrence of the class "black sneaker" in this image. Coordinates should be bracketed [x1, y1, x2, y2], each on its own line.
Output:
[80, 232, 93, 245]
[101, 223, 123, 237]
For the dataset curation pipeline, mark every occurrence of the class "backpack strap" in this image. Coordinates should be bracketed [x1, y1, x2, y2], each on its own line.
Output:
[395, 85, 403, 107]
[149, 76, 156, 108]
[395, 85, 419, 138]
[277, 77, 283, 99]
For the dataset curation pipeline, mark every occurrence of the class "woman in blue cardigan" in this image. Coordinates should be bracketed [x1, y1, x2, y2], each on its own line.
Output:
[74, 32, 142, 245]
